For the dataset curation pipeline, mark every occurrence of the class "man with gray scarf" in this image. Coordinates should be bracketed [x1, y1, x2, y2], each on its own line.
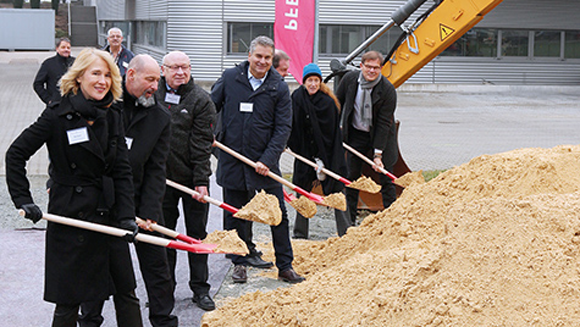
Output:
[336, 50, 398, 226]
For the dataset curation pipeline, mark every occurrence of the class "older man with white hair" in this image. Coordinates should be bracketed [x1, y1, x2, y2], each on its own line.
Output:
[156, 51, 217, 311]
[102, 27, 135, 76]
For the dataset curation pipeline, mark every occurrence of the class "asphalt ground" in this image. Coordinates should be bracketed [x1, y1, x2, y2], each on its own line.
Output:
[1, 48, 579, 326]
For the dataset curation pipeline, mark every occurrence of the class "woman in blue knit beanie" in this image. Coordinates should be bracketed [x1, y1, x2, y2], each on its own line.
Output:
[287, 63, 350, 239]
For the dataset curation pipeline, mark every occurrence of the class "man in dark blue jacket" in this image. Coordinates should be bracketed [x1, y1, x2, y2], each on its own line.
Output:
[211, 36, 304, 284]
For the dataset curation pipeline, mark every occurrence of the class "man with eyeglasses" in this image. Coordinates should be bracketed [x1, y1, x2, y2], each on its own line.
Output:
[155, 51, 217, 312]
[102, 27, 134, 76]
[336, 50, 398, 226]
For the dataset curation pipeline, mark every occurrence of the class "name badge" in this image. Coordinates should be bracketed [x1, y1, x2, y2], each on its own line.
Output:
[240, 102, 253, 113]
[67, 127, 89, 145]
[122, 61, 129, 68]
[125, 137, 134, 150]
[165, 93, 181, 104]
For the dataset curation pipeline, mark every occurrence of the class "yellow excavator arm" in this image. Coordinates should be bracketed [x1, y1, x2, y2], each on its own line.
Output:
[384, 0, 503, 88]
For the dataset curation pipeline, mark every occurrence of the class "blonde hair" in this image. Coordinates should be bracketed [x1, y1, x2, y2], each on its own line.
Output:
[60, 48, 123, 100]
[320, 82, 341, 113]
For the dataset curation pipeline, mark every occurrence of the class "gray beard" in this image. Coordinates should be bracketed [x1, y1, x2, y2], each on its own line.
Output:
[138, 94, 156, 107]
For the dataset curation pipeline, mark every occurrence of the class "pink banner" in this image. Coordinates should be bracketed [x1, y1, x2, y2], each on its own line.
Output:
[274, 0, 315, 84]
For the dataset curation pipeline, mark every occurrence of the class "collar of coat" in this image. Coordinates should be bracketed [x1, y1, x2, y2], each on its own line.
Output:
[160, 75, 195, 96]
[235, 60, 282, 88]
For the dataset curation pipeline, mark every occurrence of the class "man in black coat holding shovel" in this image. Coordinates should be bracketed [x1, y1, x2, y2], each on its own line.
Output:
[80, 54, 177, 327]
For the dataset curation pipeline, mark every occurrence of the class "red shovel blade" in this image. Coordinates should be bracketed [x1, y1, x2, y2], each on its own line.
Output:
[284, 187, 324, 204]
[174, 234, 202, 244]
[166, 240, 217, 254]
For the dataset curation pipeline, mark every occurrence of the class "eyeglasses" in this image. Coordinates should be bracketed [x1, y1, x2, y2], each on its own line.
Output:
[362, 63, 382, 71]
[163, 64, 191, 71]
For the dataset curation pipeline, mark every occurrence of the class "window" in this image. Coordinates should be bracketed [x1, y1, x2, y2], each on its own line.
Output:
[534, 31, 560, 57]
[565, 31, 580, 58]
[134, 21, 166, 49]
[440, 28, 498, 57]
[319, 25, 402, 55]
[226, 23, 401, 56]
[227, 23, 273, 54]
[501, 30, 528, 57]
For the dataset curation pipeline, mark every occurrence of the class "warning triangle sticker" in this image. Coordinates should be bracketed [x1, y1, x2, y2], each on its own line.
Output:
[440, 24, 455, 41]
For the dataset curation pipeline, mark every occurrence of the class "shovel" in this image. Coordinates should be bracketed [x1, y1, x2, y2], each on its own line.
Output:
[166, 179, 238, 215]
[284, 148, 380, 194]
[166, 179, 281, 226]
[214, 141, 324, 204]
[19, 210, 219, 254]
[342, 142, 399, 182]
[214, 141, 348, 212]
[135, 217, 201, 244]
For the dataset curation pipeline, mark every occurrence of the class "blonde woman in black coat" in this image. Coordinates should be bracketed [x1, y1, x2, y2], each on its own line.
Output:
[5, 48, 141, 327]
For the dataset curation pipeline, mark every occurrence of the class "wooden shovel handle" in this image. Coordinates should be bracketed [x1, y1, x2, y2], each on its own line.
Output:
[135, 217, 201, 244]
[19, 210, 215, 253]
[166, 179, 238, 214]
[342, 142, 398, 181]
[214, 141, 298, 191]
[284, 148, 351, 185]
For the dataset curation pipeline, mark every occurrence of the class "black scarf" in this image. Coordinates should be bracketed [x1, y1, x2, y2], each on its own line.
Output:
[68, 91, 114, 151]
[289, 86, 346, 194]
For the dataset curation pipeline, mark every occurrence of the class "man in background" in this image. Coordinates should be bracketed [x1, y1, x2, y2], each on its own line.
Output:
[273, 49, 290, 78]
[33, 37, 74, 105]
[102, 27, 134, 76]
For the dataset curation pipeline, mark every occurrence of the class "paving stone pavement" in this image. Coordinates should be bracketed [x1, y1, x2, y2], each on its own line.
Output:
[1, 48, 579, 326]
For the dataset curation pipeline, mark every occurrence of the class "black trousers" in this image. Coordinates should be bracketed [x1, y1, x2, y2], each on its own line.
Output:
[78, 291, 142, 327]
[134, 232, 178, 327]
[223, 186, 294, 272]
[346, 128, 397, 225]
[163, 184, 210, 296]
[292, 178, 350, 238]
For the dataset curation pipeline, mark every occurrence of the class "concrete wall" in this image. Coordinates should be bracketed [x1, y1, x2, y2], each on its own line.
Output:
[0, 9, 54, 51]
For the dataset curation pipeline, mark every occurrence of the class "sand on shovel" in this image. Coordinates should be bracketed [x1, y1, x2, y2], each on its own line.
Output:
[394, 170, 425, 188]
[347, 175, 381, 193]
[290, 195, 317, 218]
[321, 192, 347, 211]
[203, 230, 249, 255]
[234, 190, 282, 226]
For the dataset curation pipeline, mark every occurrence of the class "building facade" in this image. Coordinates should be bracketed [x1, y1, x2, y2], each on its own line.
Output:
[93, 0, 580, 85]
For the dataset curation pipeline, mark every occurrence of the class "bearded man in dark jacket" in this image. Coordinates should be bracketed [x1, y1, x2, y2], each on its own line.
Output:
[79, 54, 177, 327]
[33, 37, 75, 105]
[155, 50, 217, 312]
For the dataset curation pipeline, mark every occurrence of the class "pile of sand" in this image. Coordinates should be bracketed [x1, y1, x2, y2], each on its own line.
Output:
[202, 145, 580, 326]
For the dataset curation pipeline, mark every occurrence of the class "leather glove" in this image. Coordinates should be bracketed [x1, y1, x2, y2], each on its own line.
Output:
[119, 218, 139, 243]
[21, 203, 43, 223]
[314, 157, 327, 181]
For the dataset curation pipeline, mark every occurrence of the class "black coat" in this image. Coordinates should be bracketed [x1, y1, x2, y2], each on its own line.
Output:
[5, 93, 136, 304]
[32, 53, 75, 105]
[336, 70, 397, 153]
[155, 77, 216, 187]
[211, 61, 292, 191]
[287, 86, 346, 194]
[118, 85, 171, 222]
